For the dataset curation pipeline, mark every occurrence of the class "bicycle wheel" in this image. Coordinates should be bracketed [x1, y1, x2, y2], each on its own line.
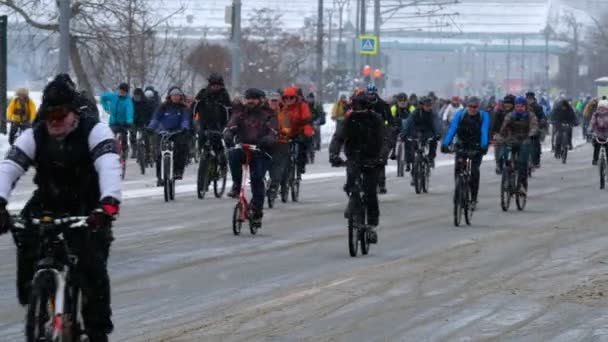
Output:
[267, 192, 275, 208]
[464, 181, 472, 225]
[500, 168, 511, 212]
[561, 145, 568, 164]
[453, 177, 463, 227]
[414, 160, 422, 194]
[163, 156, 171, 202]
[249, 219, 259, 235]
[26, 272, 55, 342]
[422, 162, 430, 193]
[516, 177, 527, 211]
[280, 180, 289, 203]
[197, 156, 209, 199]
[137, 143, 146, 175]
[348, 215, 358, 257]
[214, 156, 227, 198]
[360, 226, 370, 256]
[291, 165, 300, 202]
[600, 158, 606, 189]
[396, 143, 404, 177]
[232, 203, 242, 235]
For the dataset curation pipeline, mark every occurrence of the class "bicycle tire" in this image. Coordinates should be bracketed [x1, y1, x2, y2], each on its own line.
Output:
[360, 227, 370, 256]
[396, 144, 404, 177]
[26, 272, 55, 342]
[516, 179, 527, 211]
[348, 215, 358, 257]
[422, 162, 430, 193]
[600, 158, 606, 189]
[232, 203, 242, 235]
[214, 157, 227, 198]
[414, 160, 422, 194]
[453, 177, 463, 227]
[291, 180, 300, 202]
[561, 146, 568, 164]
[137, 143, 146, 175]
[197, 156, 209, 199]
[280, 180, 289, 203]
[500, 168, 511, 211]
[163, 156, 171, 202]
[464, 179, 472, 225]
[249, 219, 259, 235]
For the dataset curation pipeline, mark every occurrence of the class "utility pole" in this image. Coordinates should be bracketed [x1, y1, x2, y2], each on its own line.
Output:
[58, 0, 71, 74]
[230, 0, 242, 92]
[327, 8, 334, 68]
[353, 0, 360, 75]
[544, 25, 551, 92]
[316, 0, 324, 100]
[0, 16, 6, 134]
[483, 42, 488, 84]
[521, 37, 525, 91]
[506, 37, 511, 93]
[335, 0, 347, 67]
[572, 20, 579, 97]
[373, 0, 380, 70]
[360, 0, 368, 68]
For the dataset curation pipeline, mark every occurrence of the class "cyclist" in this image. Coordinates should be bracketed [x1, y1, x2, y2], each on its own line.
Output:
[389, 93, 411, 163]
[329, 93, 385, 243]
[441, 96, 463, 133]
[148, 87, 191, 184]
[551, 99, 578, 152]
[0, 77, 121, 342]
[499, 96, 539, 195]
[131, 88, 156, 160]
[280, 87, 314, 175]
[331, 94, 349, 131]
[101, 82, 134, 156]
[267, 92, 292, 200]
[7, 87, 37, 145]
[492, 94, 515, 174]
[526, 92, 547, 168]
[402, 96, 440, 173]
[224, 88, 278, 225]
[306, 92, 326, 152]
[194, 73, 232, 169]
[144, 86, 161, 110]
[441, 96, 490, 208]
[366, 84, 395, 194]
[590, 100, 608, 165]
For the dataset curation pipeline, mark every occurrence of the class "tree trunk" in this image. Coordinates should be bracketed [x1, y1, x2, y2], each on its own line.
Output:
[69, 36, 93, 95]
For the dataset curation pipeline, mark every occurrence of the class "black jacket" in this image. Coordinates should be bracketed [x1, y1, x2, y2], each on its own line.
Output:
[403, 109, 440, 138]
[329, 110, 385, 164]
[133, 98, 156, 128]
[492, 109, 510, 136]
[552, 100, 578, 125]
[195, 87, 232, 131]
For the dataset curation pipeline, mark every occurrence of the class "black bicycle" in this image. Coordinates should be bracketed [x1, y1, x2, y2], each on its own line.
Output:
[159, 131, 180, 202]
[453, 148, 479, 227]
[596, 136, 608, 189]
[11, 213, 92, 342]
[281, 140, 302, 203]
[500, 144, 527, 211]
[135, 128, 155, 175]
[408, 136, 434, 194]
[197, 131, 228, 199]
[554, 123, 571, 164]
[396, 138, 407, 177]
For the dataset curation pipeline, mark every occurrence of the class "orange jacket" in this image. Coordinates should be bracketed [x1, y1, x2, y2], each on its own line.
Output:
[282, 101, 314, 139]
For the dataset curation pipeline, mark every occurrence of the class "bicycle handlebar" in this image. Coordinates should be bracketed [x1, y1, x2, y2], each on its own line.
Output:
[595, 136, 608, 144]
[11, 215, 89, 230]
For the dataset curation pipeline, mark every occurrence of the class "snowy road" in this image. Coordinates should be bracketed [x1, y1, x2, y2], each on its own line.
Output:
[1, 144, 608, 341]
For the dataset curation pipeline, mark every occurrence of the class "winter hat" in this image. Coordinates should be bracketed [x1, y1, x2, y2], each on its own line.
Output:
[118, 82, 129, 92]
[15, 88, 28, 97]
[168, 87, 184, 96]
[42, 79, 76, 108]
[133, 88, 144, 96]
[466, 96, 480, 106]
[144, 90, 155, 98]
[503, 94, 515, 105]
[515, 96, 527, 105]
[282, 87, 298, 98]
[244, 88, 265, 99]
[598, 100, 608, 109]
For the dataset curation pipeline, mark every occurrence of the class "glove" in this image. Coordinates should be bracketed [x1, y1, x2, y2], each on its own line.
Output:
[435, 135, 441, 141]
[0, 198, 10, 235]
[87, 197, 119, 230]
[303, 125, 315, 138]
[440, 145, 450, 154]
[329, 154, 344, 167]
[223, 130, 234, 146]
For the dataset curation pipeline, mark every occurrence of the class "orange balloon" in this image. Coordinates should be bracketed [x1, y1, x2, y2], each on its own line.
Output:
[362, 65, 371, 76]
[373, 69, 382, 78]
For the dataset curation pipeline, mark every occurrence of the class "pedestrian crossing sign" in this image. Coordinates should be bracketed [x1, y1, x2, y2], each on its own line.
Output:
[359, 35, 378, 55]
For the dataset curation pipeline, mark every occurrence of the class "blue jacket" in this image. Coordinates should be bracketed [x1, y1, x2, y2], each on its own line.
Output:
[101, 92, 134, 126]
[148, 102, 190, 132]
[442, 109, 490, 149]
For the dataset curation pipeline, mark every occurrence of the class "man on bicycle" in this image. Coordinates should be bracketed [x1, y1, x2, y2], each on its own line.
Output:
[389, 92, 411, 164]
[366, 84, 395, 194]
[590, 100, 608, 165]
[499, 96, 539, 195]
[329, 93, 385, 243]
[101, 82, 134, 156]
[526, 92, 547, 168]
[280, 87, 315, 175]
[0, 77, 122, 342]
[224, 88, 278, 225]
[267, 92, 296, 201]
[306, 92, 326, 152]
[131, 88, 156, 160]
[551, 98, 578, 153]
[441, 96, 490, 208]
[492, 94, 515, 174]
[7, 87, 37, 145]
[402, 96, 441, 176]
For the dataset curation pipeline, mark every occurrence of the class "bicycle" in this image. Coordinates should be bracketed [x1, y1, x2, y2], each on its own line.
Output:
[554, 123, 571, 164]
[11, 214, 91, 342]
[336, 160, 377, 257]
[159, 131, 181, 202]
[395, 138, 406, 177]
[281, 140, 302, 203]
[453, 148, 479, 227]
[232, 143, 270, 236]
[408, 136, 434, 194]
[197, 131, 227, 199]
[113, 127, 129, 180]
[595, 136, 608, 189]
[135, 128, 154, 175]
[500, 144, 527, 211]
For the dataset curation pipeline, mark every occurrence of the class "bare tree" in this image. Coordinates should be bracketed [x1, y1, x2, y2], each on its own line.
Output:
[0, 0, 185, 94]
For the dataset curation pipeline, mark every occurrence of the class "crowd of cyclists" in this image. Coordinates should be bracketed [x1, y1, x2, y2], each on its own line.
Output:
[1, 71, 608, 341]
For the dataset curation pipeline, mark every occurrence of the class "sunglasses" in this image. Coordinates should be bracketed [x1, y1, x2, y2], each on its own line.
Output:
[468, 105, 479, 109]
[283, 96, 296, 100]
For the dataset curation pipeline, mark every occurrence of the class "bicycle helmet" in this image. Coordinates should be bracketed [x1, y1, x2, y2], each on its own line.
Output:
[244, 88, 265, 99]
[366, 83, 378, 94]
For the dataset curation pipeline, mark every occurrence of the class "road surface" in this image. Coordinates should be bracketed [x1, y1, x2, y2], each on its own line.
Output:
[1, 144, 607, 341]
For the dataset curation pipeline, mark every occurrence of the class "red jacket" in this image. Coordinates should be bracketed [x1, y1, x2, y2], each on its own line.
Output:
[284, 101, 314, 138]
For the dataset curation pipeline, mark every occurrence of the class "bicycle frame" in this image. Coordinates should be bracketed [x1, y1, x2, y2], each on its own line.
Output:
[598, 137, 608, 162]
[159, 132, 178, 181]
